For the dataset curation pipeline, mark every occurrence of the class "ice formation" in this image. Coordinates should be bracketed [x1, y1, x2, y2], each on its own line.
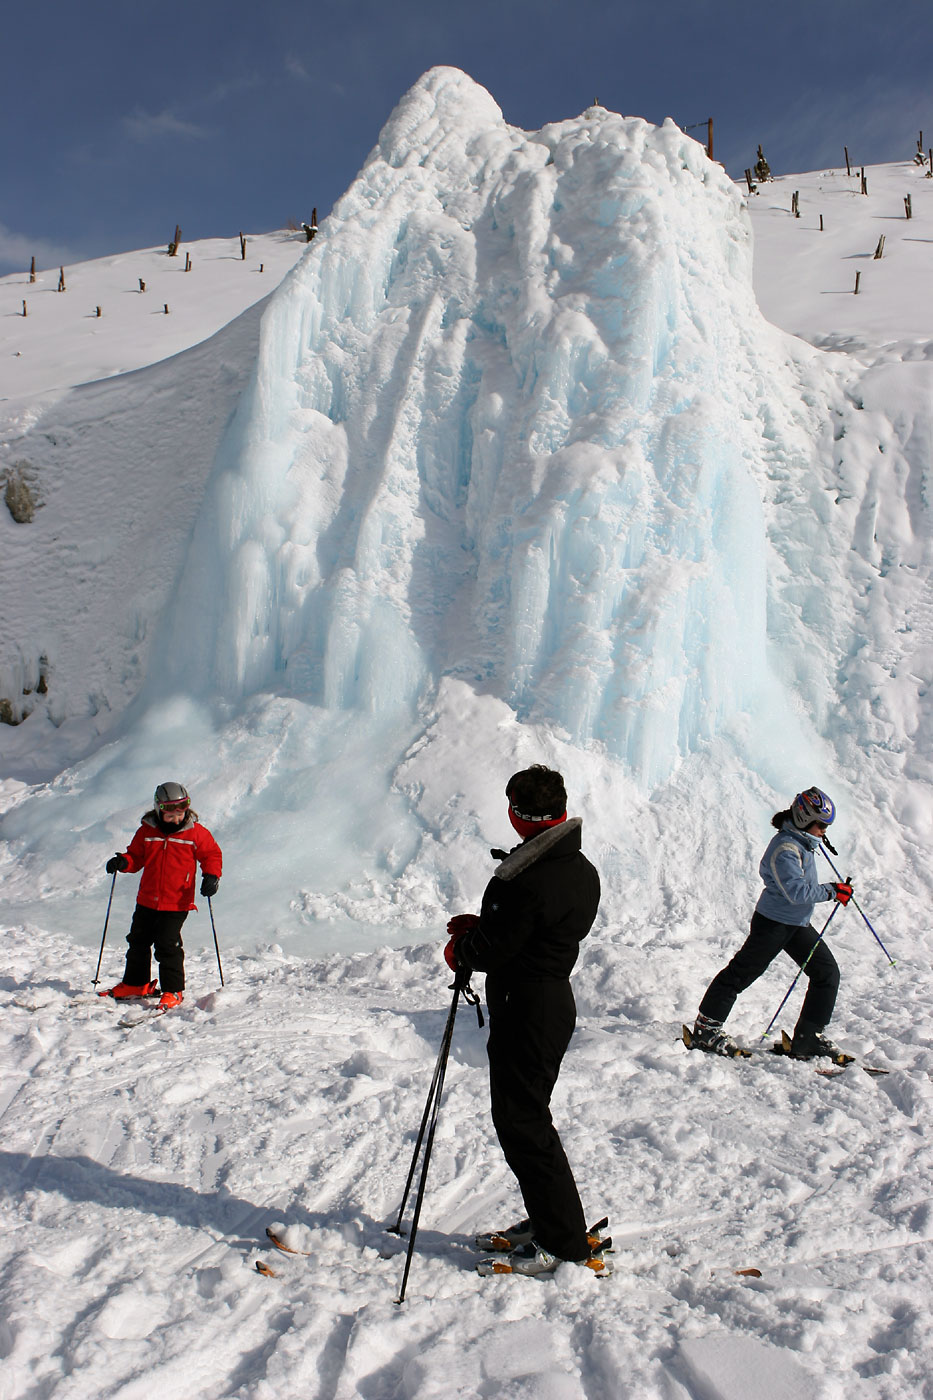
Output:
[160, 67, 835, 785]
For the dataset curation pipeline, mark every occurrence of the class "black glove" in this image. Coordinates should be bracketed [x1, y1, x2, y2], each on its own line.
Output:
[106, 854, 128, 874]
[200, 874, 220, 897]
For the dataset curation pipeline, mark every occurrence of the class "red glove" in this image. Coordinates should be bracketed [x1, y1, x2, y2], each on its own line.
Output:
[447, 913, 480, 936]
[832, 881, 853, 906]
[444, 913, 480, 971]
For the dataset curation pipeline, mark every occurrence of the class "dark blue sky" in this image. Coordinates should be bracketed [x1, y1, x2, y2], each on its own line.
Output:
[2, 0, 930, 275]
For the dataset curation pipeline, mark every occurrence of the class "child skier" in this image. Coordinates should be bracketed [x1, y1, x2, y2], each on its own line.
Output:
[99, 782, 222, 1009]
[688, 786, 853, 1060]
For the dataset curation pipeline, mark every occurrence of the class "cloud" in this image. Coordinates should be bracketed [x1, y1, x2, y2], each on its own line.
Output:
[0, 222, 80, 279]
[122, 108, 209, 142]
[285, 55, 310, 82]
[198, 74, 263, 108]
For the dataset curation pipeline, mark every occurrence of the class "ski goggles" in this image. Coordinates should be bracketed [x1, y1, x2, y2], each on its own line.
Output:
[158, 798, 189, 813]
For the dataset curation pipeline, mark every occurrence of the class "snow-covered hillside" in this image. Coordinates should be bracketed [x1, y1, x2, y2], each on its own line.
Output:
[1, 66, 932, 1399]
[2, 67, 930, 958]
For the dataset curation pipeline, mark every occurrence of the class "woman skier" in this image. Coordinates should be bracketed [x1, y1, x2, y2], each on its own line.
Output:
[98, 782, 222, 1009]
[688, 786, 853, 1060]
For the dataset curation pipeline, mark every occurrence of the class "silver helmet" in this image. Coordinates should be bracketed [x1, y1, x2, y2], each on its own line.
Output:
[154, 781, 189, 813]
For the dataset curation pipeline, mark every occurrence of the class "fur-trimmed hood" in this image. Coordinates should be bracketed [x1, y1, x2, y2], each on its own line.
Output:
[493, 818, 582, 882]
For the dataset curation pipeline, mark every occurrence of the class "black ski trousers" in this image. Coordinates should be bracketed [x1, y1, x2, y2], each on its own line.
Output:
[485, 977, 589, 1262]
[699, 910, 840, 1030]
[123, 905, 188, 993]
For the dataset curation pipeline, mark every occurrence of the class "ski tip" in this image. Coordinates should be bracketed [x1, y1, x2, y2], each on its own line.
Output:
[681, 1024, 693, 1049]
[734, 1267, 762, 1278]
[255, 1259, 278, 1278]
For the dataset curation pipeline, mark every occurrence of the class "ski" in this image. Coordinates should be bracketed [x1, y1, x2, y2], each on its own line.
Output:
[683, 1024, 888, 1076]
[117, 1006, 170, 1028]
[772, 1029, 888, 1076]
[474, 1215, 609, 1254]
[681, 1024, 753, 1059]
[475, 1238, 613, 1278]
[255, 1259, 279, 1278]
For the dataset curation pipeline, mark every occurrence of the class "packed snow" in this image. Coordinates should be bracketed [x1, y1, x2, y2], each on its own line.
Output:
[1, 66, 932, 1398]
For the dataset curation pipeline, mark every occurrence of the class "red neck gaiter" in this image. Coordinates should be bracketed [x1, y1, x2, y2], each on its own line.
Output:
[507, 804, 567, 842]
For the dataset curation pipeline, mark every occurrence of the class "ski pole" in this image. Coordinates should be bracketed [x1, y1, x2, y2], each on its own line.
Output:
[207, 896, 225, 987]
[818, 844, 897, 967]
[92, 872, 118, 986]
[390, 970, 482, 1305]
[759, 902, 841, 1042]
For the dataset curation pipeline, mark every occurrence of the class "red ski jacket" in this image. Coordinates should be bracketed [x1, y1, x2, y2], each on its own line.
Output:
[122, 811, 223, 912]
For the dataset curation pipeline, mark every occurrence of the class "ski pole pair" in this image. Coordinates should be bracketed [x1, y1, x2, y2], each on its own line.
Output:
[389, 969, 483, 1305]
[92, 879, 225, 986]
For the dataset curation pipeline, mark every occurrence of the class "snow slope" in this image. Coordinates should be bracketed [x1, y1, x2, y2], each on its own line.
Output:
[1, 67, 933, 1399]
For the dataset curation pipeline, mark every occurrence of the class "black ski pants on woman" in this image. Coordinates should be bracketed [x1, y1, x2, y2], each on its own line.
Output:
[124, 904, 188, 993]
[699, 910, 840, 1031]
[485, 977, 590, 1262]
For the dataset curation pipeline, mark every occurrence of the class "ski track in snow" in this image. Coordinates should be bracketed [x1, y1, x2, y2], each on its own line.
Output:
[1, 923, 932, 1399]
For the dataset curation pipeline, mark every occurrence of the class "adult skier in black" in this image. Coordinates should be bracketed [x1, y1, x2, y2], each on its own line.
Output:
[445, 764, 609, 1277]
[688, 786, 853, 1059]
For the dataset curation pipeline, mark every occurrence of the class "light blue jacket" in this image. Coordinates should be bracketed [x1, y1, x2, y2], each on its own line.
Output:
[755, 822, 836, 927]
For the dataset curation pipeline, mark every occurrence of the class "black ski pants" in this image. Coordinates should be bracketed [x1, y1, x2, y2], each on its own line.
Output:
[485, 976, 590, 1262]
[124, 904, 188, 993]
[699, 910, 840, 1031]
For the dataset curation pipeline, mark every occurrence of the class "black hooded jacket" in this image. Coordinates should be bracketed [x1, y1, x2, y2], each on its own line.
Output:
[457, 818, 600, 983]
